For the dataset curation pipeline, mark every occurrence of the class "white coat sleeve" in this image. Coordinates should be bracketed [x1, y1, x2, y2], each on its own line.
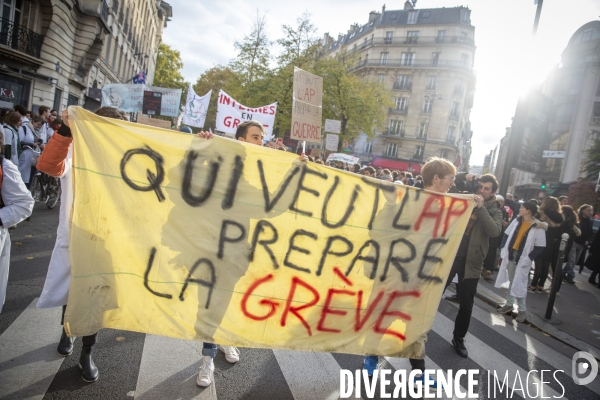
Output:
[534, 228, 546, 248]
[0, 159, 34, 227]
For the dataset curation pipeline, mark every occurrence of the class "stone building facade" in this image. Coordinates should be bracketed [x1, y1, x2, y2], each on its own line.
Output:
[324, 1, 475, 173]
[0, 0, 171, 114]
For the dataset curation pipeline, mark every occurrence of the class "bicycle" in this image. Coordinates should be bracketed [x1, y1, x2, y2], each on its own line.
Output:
[30, 171, 61, 209]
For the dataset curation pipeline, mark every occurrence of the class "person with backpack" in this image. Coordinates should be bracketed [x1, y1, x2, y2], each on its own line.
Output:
[0, 134, 35, 312]
[17, 111, 40, 189]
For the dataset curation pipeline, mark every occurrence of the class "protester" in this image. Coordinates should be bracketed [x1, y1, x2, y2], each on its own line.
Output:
[496, 202, 546, 323]
[361, 166, 375, 177]
[375, 166, 382, 177]
[560, 206, 581, 285]
[570, 205, 593, 275]
[352, 163, 361, 173]
[482, 194, 509, 281]
[38, 106, 51, 143]
[179, 126, 193, 134]
[559, 196, 569, 206]
[586, 227, 600, 287]
[2, 111, 21, 166]
[379, 168, 393, 182]
[194, 121, 308, 388]
[0, 133, 34, 313]
[363, 157, 457, 388]
[529, 197, 563, 292]
[17, 112, 39, 189]
[36, 106, 128, 383]
[444, 174, 502, 358]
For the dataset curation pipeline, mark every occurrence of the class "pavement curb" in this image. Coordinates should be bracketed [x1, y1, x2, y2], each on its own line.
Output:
[475, 286, 600, 360]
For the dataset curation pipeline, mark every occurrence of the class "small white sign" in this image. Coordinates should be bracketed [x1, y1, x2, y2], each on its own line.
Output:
[542, 150, 565, 159]
[325, 134, 339, 151]
[326, 153, 359, 165]
[325, 119, 341, 133]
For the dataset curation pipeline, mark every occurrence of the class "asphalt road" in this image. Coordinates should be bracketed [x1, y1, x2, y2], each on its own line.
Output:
[1, 202, 599, 399]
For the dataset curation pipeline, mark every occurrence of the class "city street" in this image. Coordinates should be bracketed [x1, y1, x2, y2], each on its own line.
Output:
[1, 203, 599, 399]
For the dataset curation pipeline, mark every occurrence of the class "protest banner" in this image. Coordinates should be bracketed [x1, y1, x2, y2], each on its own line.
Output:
[325, 134, 339, 152]
[327, 153, 360, 165]
[142, 91, 162, 116]
[101, 84, 182, 117]
[291, 67, 323, 143]
[64, 107, 474, 358]
[182, 84, 211, 128]
[215, 90, 277, 137]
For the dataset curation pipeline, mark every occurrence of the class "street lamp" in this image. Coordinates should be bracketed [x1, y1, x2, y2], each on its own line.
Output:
[421, 93, 443, 161]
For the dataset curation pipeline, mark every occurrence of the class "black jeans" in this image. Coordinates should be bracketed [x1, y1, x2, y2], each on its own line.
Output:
[61, 305, 97, 347]
[444, 257, 480, 339]
[409, 358, 425, 371]
[531, 258, 551, 287]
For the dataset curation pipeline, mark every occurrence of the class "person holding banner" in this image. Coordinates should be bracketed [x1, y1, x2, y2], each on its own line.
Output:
[193, 121, 308, 388]
[363, 157, 457, 388]
[36, 106, 128, 383]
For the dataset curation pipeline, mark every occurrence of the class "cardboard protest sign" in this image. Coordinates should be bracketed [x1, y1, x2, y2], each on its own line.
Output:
[182, 84, 211, 128]
[64, 107, 474, 358]
[101, 84, 181, 117]
[327, 153, 360, 165]
[325, 119, 341, 134]
[215, 90, 277, 137]
[325, 134, 339, 152]
[291, 67, 323, 143]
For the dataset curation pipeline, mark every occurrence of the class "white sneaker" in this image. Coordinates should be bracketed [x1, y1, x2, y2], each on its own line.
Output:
[196, 356, 214, 387]
[218, 345, 240, 363]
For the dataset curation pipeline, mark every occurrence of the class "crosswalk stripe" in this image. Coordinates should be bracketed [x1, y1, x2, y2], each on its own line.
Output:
[0, 298, 63, 400]
[466, 298, 600, 395]
[134, 334, 216, 400]
[273, 350, 343, 400]
[433, 310, 566, 399]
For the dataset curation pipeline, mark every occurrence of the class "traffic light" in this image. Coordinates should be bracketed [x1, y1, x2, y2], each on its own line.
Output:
[541, 179, 547, 189]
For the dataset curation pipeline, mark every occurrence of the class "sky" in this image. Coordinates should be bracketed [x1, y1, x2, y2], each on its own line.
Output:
[161, 0, 600, 166]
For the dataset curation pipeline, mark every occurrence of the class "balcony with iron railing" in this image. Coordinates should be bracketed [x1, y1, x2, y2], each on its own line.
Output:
[382, 128, 405, 137]
[346, 36, 475, 53]
[353, 58, 473, 71]
[101, 0, 109, 22]
[118, 9, 124, 24]
[392, 82, 412, 91]
[0, 17, 44, 58]
[389, 107, 408, 115]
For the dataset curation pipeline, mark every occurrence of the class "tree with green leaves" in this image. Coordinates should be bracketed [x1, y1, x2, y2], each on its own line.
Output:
[153, 43, 189, 109]
[229, 12, 271, 88]
[581, 138, 600, 181]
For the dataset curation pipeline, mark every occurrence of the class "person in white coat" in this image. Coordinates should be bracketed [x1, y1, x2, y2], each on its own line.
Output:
[36, 106, 127, 383]
[0, 147, 35, 312]
[495, 201, 547, 322]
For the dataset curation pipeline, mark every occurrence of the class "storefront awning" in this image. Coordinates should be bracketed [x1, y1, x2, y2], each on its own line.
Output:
[372, 158, 421, 174]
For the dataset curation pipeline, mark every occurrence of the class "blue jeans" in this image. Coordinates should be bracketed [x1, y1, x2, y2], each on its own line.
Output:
[203, 342, 217, 358]
[505, 259, 526, 312]
[563, 243, 584, 279]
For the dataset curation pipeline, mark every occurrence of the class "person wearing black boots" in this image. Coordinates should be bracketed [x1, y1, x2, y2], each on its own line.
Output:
[529, 197, 563, 293]
[36, 107, 127, 383]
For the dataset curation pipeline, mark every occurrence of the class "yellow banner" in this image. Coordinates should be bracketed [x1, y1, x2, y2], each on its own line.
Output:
[64, 107, 474, 358]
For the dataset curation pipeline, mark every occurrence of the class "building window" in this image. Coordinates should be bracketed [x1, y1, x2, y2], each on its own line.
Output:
[385, 31, 393, 44]
[455, 78, 464, 94]
[406, 31, 419, 43]
[385, 142, 398, 157]
[112, 41, 119, 69]
[440, 149, 449, 159]
[67, 93, 78, 107]
[461, 54, 469, 68]
[446, 126, 456, 141]
[415, 145, 424, 157]
[407, 10, 418, 24]
[380, 52, 388, 65]
[401, 52, 414, 66]
[397, 75, 411, 89]
[104, 36, 112, 61]
[388, 120, 403, 135]
[365, 140, 373, 154]
[377, 74, 386, 84]
[418, 122, 428, 138]
[436, 30, 446, 43]
[422, 98, 433, 113]
[426, 76, 437, 90]
[53, 88, 63, 111]
[460, 31, 469, 42]
[451, 102, 460, 116]
[394, 96, 408, 110]
[431, 52, 440, 67]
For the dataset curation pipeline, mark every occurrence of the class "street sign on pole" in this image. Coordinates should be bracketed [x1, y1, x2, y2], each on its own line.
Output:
[325, 119, 341, 134]
[325, 133, 339, 151]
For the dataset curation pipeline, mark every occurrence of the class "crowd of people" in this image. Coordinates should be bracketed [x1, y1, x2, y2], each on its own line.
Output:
[0, 110, 597, 391]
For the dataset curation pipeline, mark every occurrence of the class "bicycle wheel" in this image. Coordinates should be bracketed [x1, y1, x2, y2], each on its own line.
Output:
[30, 174, 41, 202]
[46, 178, 61, 209]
